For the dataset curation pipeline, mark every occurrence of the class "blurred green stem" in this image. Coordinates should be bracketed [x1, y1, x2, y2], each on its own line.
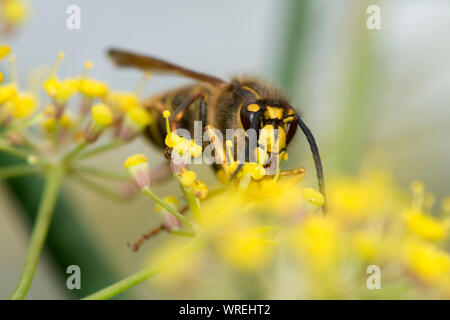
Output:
[0, 164, 39, 179]
[83, 265, 162, 300]
[63, 141, 88, 164]
[77, 140, 123, 160]
[74, 165, 129, 181]
[0, 144, 34, 161]
[71, 173, 128, 202]
[83, 238, 201, 300]
[180, 184, 202, 223]
[10, 165, 63, 300]
[329, 6, 379, 174]
[141, 187, 195, 230]
[276, 0, 310, 95]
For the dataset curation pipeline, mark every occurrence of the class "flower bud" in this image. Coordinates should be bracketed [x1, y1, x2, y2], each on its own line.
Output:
[118, 107, 152, 141]
[170, 158, 188, 174]
[0, 84, 16, 104]
[43, 77, 78, 116]
[124, 154, 151, 190]
[0, 44, 11, 59]
[79, 78, 108, 99]
[155, 196, 181, 231]
[192, 180, 208, 200]
[83, 103, 113, 142]
[162, 212, 182, 231]
[179, 170, 196, 188]
[302, 188, 325, 207]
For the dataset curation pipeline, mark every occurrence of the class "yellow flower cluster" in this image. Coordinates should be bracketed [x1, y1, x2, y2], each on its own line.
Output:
[0, 48, 156, 150]
[0, 49, 38, 125]
[175, 168, 208, 200]
[142, 169, 450, 299]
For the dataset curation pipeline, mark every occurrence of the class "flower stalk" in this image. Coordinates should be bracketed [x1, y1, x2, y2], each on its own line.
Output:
[83, 238, 201, 300]
[141, 186, 196, 231]
[180, 184, 202, 223]
[0, 164, 39, 179]
[10, 164, 64, 300]
[83, 265, 162, 300]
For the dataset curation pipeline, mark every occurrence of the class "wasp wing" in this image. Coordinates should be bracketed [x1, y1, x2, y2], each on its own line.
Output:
[108, 48, 225, 85]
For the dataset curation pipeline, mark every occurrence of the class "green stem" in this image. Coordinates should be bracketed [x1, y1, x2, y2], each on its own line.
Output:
[180, 184, 202, 223]
[53, 118, 61, 149]
[0, 144, 34, 161]
[0, 164, 40, 179]
[76, 140, 123, 161]
[71, 173, 128, 203]
[1, 114, 44, 138]
[10, 165, 64, 300]
[83, 265, 162, 300]
[74, 165, 129, 181]
[82, 238, 201, 300]
[63, 141, 87, 164]
[170, 229, 196, 237]
[276, 0, 310, 95]
[141, 187, 195, 230]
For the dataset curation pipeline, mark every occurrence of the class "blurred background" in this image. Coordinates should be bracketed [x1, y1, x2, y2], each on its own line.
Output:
[1, 0, 449, 299]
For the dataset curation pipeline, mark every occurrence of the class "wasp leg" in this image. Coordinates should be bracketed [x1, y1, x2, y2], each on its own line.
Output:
[205, 124, 230, 178]
[128, 185, 228, 252]
[128, 205, 190, 252]
[128, 226, 164, 252]
[170, 92, 205, 131]
[279, 167, 306, 176]
[278, 167, 306, 183]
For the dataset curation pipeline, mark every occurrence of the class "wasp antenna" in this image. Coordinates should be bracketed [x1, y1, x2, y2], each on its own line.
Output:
[229, 107, 264, 182]
[229, 163, 244, 181]
[297, 116, 327, 213]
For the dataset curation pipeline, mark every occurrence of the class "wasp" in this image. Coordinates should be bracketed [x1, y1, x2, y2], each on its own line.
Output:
[108, 49, 326, 212]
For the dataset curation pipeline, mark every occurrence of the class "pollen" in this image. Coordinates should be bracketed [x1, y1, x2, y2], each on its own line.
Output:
[0, 44, 11, 59]
[411, 180, 424, 194]
[404, 208, 447, 242]
[43, 115, 74, 133]
[180, 170, 196, 188]
[91, 103, 113, 126]
[127, 107, 152, 127]
[84, 60, 93, 69]
[302, 188, 325, 207]
[79, 78, 108, 99]
[411, 180, 425, 210]
[124, 154, 148, 169]
[107, 91, 140, 112]
[49, 52, 65, 76]
[1, 0, 30, 25]
[442, 197, 450, 214]
[163, 110, 171, 118]
[0, 84, 17, 104]
[242, 163, 266, 180]
[192, 180, 208, 199]
[43, 77, 78, 104]
[11, 92, 36, 118]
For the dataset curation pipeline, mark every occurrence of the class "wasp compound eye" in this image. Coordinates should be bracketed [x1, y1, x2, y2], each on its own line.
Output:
[239, 103, 260, 131]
